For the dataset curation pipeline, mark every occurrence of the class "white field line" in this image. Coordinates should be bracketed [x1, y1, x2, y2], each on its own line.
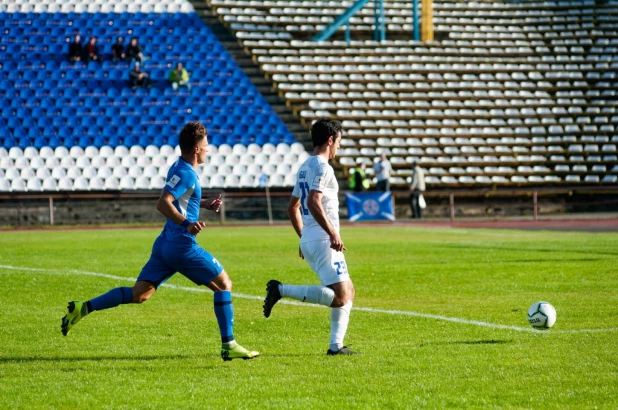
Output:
[2, 264, 616, 334]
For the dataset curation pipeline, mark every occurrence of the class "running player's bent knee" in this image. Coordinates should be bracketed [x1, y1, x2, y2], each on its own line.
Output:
[330, 295, 350, 308]
[330, 286, 354, 307]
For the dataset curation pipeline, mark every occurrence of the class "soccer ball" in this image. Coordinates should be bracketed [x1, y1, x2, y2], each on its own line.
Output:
[527, 301, 557, 329]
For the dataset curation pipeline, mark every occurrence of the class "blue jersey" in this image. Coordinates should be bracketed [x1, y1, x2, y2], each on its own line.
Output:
[161, 157, 201, 243]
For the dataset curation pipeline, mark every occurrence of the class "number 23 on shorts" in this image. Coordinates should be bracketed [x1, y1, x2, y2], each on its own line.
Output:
[333, 260, 348, 275]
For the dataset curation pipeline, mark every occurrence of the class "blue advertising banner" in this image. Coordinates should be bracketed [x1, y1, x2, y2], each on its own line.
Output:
[345, 192, 395, 222]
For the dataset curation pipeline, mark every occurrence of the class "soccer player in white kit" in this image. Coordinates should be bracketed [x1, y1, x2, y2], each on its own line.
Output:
[263, 118, 359, 355]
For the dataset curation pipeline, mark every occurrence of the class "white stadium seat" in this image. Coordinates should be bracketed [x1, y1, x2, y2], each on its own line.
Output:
[9, 147, 24, 159]
[0, 178, 10, 191]
[20, 168, 35, 179]
[69, 146, 85, 159]
[113, 167, 129, 178]
[66, 166, 82, 179]
[120, 177, 135, 190]
[36, 168, 51, 179]
[99, 146, 114, 158]
[11, 178, 26, 191]
[149, 176, 166, 189]
[42, 177, 58, 191]
[54, 146, 69, 158]
[129, 166, 143, 178]
[239, 175, 256, 187]
[135, 176, 151, 189]
[145, 145, 160, 156]
[104, 177, 120, 190]
[14, 157, 29, 170]
[115, 146, 129, 157]
[84, 146, 99, 158]
[24, 147, 38, 159]
[27, 178, 42, 191]
[106, 156, 121, 167]
[58, 177, 74, 191]
[88, 177, 105, 191]
[209, 175, 225, 188]
[224, 175, 240, 188]
[97, 166, 113, 178]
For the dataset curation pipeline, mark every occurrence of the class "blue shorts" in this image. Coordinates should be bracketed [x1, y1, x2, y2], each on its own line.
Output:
[137, 234, 224, 288]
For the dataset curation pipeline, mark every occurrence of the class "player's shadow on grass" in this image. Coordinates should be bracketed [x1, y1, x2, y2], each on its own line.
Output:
[419, 339, 513, 347]
[0, 354, 197, 363]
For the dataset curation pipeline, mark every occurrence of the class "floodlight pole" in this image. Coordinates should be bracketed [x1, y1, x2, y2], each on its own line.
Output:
[412, 0, 420, 41]
[311, 0, 378, 41]
[374, 0, 386, 42]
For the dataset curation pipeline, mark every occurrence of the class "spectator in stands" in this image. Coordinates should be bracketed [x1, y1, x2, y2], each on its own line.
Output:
[112, 37, 126, 62]
[68, 35, 82, 63]
[348, 163, 369, 192]
[168, 63, 191, 92]
[373, 153, 392, 192]
[126, 37, 145, 63]
[409, 161, 426, 219]
[130, 62, 150, 89]
[82, 37, 100, 63]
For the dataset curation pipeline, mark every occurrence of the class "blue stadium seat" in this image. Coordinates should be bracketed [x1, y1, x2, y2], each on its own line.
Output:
[33, 137, 48, 149]
[3, 136, 18, 149]
[78, 136, 93, 147]
[63, 136, 77, 147]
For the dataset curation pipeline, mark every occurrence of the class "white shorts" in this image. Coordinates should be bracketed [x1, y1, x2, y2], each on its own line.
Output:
[300, 239, 350, 286]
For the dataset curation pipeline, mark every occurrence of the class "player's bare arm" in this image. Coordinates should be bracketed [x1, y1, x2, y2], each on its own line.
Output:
[201, 193, 222, 212]
[307, 190, 346, 252]
[156, 190, 205, 235]
[287, 196, 304, 238]
[288, 195, 305, 259]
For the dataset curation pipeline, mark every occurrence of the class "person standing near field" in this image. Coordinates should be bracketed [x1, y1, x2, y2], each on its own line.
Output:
[262, 118, 359, 356]
[61, 122, 259, 361]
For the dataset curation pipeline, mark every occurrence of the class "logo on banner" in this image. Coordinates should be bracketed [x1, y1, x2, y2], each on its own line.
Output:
[345, 192, 395, 222]
[362, 199, 379, 216]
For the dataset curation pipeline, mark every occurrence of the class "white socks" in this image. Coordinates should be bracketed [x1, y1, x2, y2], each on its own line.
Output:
[279, 284, 352, 352]
[330, 301, 352, 352]
[279, 284, 335, 307]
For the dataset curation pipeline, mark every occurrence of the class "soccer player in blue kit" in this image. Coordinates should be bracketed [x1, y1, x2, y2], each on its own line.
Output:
[61, 122, 259, 361]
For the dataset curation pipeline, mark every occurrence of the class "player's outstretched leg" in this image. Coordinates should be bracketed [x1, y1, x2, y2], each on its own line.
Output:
[61, 286, 135, 336]
[61, 301, 88, 336]
[262, 279, 282, 318]
[264, 282, 335, 318]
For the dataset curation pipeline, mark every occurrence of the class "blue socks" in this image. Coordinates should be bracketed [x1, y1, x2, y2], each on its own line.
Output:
[86, 287, 236, 345]
[213, 291, 235, 344]
[88, 287, 133, 312]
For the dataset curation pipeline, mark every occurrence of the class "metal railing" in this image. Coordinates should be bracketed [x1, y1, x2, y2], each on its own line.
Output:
[0, 185, 616, 226]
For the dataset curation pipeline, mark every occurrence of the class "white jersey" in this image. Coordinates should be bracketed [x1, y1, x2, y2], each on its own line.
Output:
[292, 155, 340, 242]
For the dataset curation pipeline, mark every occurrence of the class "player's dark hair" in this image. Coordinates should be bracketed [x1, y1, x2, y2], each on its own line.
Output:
[179, 122, 207, 154]
[310, 117, 342, 147]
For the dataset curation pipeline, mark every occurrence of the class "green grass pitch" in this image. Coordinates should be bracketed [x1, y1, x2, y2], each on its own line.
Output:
[1, 226, 617, 409]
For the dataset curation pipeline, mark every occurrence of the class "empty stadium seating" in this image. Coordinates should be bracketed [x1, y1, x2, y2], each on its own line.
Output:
[210, 0, 618, 187]
[0, 142, 310, 191]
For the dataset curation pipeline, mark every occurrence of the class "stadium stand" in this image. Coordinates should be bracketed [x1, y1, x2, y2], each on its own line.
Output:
[0, 0, 300, 191]
[2, 0, 617, 194]
[208, 0, 618, 187]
